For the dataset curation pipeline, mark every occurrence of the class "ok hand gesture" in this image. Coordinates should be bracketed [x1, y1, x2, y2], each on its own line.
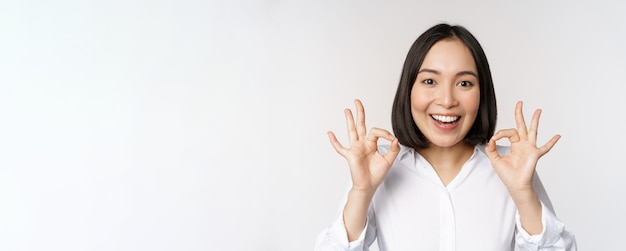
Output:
[327, 99, 400, 194]
[485, 101, 561, 193]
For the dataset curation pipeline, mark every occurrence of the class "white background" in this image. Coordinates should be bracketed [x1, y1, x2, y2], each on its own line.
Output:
[1, 0, 625, 250]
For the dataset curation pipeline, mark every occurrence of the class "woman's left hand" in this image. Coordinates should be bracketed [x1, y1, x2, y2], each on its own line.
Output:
[485, 101, 561, 193]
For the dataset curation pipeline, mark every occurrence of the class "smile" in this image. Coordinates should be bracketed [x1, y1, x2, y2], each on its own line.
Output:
[431, 114, 460, 123]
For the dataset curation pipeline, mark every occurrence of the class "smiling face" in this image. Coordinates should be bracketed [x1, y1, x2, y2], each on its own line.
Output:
[411, 38, 480, 148]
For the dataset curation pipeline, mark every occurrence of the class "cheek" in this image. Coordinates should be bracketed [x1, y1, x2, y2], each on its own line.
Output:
[410, 87, 431, 111]
[464, 91, 481, 117]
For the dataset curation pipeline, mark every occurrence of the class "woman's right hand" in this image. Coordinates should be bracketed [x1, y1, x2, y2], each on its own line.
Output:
[327, 99, 401, 195]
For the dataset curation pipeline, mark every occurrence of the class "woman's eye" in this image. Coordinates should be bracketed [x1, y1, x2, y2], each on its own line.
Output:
[457, 81, 473, 87]
[423, 79, 435, 85]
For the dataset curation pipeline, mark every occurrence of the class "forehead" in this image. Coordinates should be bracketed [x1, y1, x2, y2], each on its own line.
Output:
[420, 38, 477, 72]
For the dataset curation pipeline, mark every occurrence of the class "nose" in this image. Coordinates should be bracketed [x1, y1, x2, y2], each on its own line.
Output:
[436, 84, 458, 108]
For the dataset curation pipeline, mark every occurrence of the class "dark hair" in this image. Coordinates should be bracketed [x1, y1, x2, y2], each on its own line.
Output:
[391, 23, 497, 149]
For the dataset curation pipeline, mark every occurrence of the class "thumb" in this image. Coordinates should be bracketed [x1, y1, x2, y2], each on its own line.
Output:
[485, 137, 501, 162]
[383, 138, 401, 164]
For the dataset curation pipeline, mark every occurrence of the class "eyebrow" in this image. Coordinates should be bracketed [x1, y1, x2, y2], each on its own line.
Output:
[418, 68, 478, 78]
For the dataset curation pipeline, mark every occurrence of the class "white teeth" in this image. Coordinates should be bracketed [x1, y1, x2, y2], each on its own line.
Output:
[431, 115, 459, 123]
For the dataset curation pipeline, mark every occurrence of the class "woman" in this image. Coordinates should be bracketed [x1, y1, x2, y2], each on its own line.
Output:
[314, 23, 576, 250]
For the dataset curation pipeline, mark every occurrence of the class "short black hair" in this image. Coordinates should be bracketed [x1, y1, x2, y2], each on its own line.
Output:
[391, 23, 497, 149]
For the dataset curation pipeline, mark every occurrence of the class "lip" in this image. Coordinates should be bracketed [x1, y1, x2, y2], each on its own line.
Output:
[430, 114, 460, 131]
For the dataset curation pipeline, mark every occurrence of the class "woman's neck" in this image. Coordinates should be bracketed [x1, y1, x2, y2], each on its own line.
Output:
[417, 142, 476, 186]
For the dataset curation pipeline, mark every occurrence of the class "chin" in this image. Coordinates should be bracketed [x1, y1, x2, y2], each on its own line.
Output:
[429, 139, 463, 148]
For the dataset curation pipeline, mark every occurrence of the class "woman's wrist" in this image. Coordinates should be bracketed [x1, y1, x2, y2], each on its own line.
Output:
[348, 187, 375, 203]
[510, 189, 543, 235]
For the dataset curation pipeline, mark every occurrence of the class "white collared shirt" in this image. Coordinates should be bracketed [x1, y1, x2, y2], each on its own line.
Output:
[314, 144, 577, 251]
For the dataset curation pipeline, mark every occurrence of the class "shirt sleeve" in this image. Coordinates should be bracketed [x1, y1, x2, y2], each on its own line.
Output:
[313, 202, 377, 251]
[514, 172, 578, 250]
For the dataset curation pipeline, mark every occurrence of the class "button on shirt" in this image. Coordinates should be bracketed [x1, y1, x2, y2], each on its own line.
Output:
[314, 144, 577, 251]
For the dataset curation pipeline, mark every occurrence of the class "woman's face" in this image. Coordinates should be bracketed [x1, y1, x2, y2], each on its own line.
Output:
[411, 38, 480, 148]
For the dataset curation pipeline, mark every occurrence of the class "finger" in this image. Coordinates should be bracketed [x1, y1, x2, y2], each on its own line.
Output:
[344, 109, 358, 143]
[492, 128, 521, 143]
[515, 101, 528, 138]
[484, 136, 500, 159]
[367, 127, 395, 143]
[539, 134, 561, 156]
[383, 137, 401, 164]
[355, 99, 366, 139]
[528, 109, 542, 144]
[366, 127, 399, 163]
[327, 131, 346, 156]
